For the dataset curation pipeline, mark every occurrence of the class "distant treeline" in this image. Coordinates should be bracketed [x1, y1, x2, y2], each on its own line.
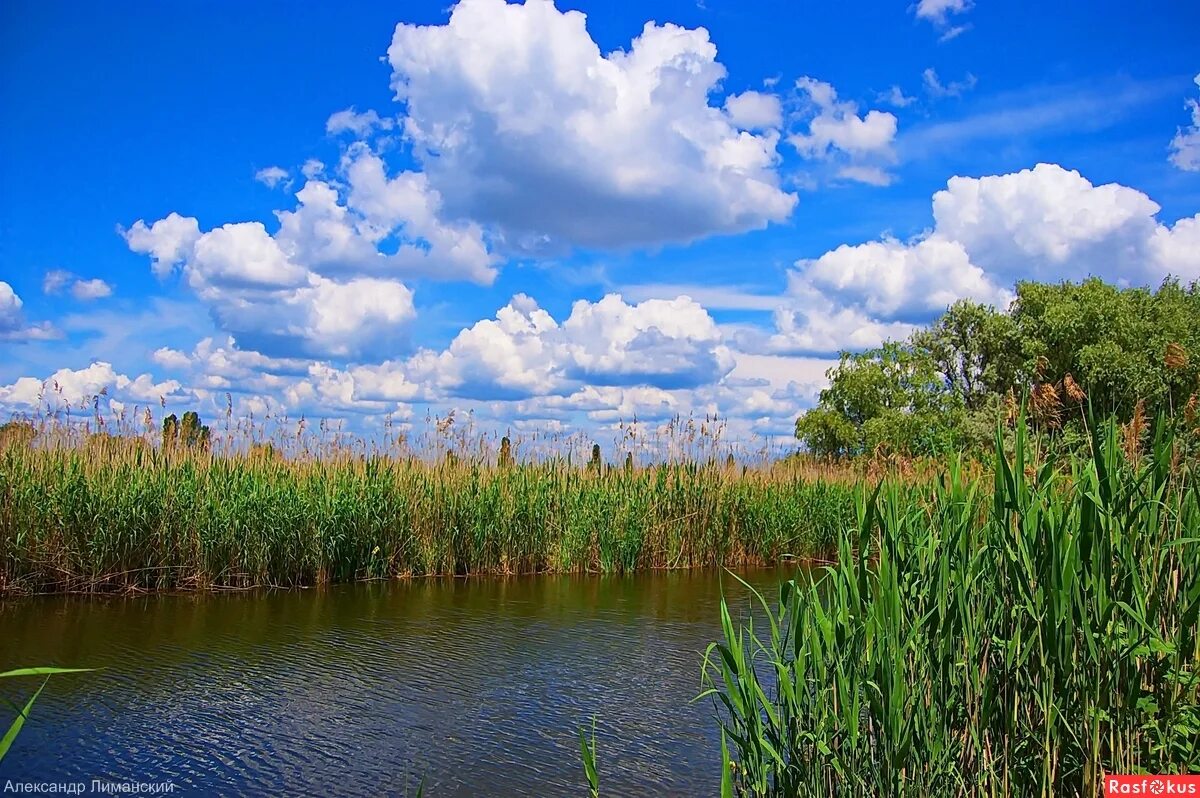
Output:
[796, 277, 1200, 458]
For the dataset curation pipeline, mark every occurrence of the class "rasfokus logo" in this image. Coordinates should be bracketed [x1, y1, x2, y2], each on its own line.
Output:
[1105, 775, 1200, 795]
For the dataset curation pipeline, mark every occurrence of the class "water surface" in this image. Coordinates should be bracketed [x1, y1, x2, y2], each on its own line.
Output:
[0, 568, 799, 796]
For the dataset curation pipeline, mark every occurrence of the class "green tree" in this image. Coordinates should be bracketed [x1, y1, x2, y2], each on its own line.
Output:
[795, 277, 1200, 459]
[795, 342, 964, 457]
[912, 299, 1026, 411]
[161, 414, 179, 451]
[1011, 278, 1200, 418]
[163, 411, 211, 452]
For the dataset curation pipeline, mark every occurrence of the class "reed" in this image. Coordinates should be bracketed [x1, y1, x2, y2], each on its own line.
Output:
[701, 412, 1200, 796]
[0, 667, 94, 761]
[0, 433, 860, 595]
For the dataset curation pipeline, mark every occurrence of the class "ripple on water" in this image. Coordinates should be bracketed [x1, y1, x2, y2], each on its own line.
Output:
[0, 568, 799, 796]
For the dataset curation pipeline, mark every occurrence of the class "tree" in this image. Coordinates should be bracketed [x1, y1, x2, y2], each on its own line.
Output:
[163, 411, 211, 452]
[912, 299, 1026, 411]
[795, 277, 1200, 459]
[1011, 278, 1200, 418]
[162, 414, 179, 451]
[795, 342, 964, 458]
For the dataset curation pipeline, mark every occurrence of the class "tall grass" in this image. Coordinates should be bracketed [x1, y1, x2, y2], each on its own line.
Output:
[0, 440, 859, 595]
[701, 413, 1200, 796]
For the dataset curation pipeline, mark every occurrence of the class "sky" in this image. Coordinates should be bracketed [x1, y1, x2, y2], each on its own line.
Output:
[2, 0, 1199, 454]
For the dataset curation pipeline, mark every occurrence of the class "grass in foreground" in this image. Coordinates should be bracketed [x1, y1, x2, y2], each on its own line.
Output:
[0, 667, 94, 762]
[701, 413, 1200, 796]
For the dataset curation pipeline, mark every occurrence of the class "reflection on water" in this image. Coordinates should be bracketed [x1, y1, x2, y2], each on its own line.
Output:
[0, 568, 801, 796]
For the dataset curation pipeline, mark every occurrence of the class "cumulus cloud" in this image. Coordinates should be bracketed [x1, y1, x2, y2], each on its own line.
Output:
[788, 76, 898, 185]
[913, 0, 972, 39]
[152, 347, 193, 370]
[42, 270, 72, 295]
[930, 163, 1198, 283]
[1169, 74, 1200, 172]
[410, 293, 734, 399]
[0, 362, 186, 412]
[123, 146, 499, 359]
[879, 85, 917, 108]
[795, 236, 1009, 320]
[326, 107, 395, 137]
[132, 293, 750, 435]
[255, 166, 290, 188]
[763, 297, 917, 356]
[0, 281, 59, 341]
[724, 90, 783, 130]
[0, 282, 24, 333]
[123, 213, 202, 279]
[42, 270, 113, 301]
[71, 279, 113, 301]
[757, 163, 1200, 356]
[386, 0, 795, 250]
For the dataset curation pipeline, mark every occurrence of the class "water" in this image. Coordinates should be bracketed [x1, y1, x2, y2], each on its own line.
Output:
[0, 568, 799, 796]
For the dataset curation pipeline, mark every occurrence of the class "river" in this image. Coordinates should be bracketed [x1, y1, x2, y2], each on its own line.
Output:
[0, 568, 800, 796]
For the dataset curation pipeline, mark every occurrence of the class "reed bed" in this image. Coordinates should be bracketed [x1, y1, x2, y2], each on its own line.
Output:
[701, 413, 1200, 796]
[0, 439, 859, 595]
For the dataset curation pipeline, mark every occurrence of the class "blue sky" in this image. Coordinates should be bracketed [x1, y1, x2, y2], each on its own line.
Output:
[2, 0, 1199, 453]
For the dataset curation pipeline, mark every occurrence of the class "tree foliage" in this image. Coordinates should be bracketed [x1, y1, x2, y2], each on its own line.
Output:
[162, 411, 211, 452]
[796, 278, 1200, 457]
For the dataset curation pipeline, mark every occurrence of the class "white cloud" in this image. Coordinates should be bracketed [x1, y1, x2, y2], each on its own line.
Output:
[386, 0, 795, 250]
[914, 0, 971, 37]
[790, 77, 897, 157]
[0, 281, 59, 341]
[1169, 74, 1200, 172]
[125, 210, 418, 360]
[796, 235, 1009, 320]
[914, 0, 970, 25]
[836, 165, 894, 186]
[1148, 213, 1200, 278]
[560, 294, 733, 388]
[0, 362, 186, 412]
[757, 163, 1200, 356]
[620, 283, 782, 311]
[326, 107, 395, 137]
[123, 145, 498, 359]
[0, 281, 24, 333]
[122, 213, 202, 278]
[788, 76, 897, 184]
[42, 270, 113, 301]
[930, 163, 1196, 282]
[879, 85, 916, 108]
[301, 159, 325, 179]
[42, 270, 73, 295]
[922, 68, 977, 99]
[255, 166, 290, 188]
[152, 347, 192, 370]
[724, 90, 783, 130]
[765, 297, 917, 355]
[71, 278, 113, 301]
[728, 352, 834, 397]
[406, 293, 734, 400]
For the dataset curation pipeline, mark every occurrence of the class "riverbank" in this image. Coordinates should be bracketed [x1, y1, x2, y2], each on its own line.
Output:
[0, 444, 862, 595]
